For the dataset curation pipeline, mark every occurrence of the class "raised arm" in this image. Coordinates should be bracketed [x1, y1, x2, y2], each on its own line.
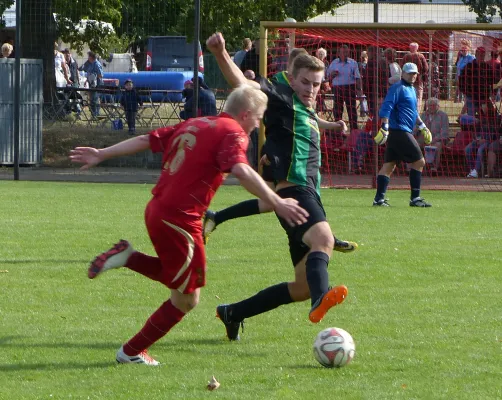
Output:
[206, 33, 260, 89]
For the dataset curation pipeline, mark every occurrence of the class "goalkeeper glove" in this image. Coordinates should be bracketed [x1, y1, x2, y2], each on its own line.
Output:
[374, 122, 389, 145]
[418, 123, 432, 145]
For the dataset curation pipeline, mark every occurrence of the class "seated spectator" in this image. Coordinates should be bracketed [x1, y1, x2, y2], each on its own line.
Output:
[180, 77, 217, 120]
[353, 118, 375, 172]
[1, 42, 13, 58]
[414, 98, 449, 171]
[120, 78, 142, 134]
[487, 135, 502, 177]
[465, 123, 499, 178]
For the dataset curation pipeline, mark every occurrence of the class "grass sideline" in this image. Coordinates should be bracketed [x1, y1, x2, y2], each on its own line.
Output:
[1, 182, 501, 400]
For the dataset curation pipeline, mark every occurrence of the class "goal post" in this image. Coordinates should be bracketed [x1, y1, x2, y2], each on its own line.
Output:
[257, 21, 502, 192]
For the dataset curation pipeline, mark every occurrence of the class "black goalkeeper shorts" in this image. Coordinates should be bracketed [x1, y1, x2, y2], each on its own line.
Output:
[384, 129, 423, 164]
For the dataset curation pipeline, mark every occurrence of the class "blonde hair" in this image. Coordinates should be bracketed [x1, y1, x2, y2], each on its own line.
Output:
[316, 47, 327, 60]
[460, 39, 472, 49]
[287, 48, 308, 72]
[291, 54, 325, 78]
[223, 84, 268, 116]
[242, 38, 252, 50]
[1, 43, 13, 55]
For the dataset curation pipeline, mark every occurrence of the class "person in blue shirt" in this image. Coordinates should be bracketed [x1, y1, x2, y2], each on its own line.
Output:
[372, 62, 433, 208]
[180, 77, 217, 120]
[81, 51, 104, 117]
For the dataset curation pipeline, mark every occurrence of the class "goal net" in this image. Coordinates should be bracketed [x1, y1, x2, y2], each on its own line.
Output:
[261, 22, 502, 192]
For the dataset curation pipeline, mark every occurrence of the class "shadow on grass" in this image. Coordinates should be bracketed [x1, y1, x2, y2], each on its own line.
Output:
[0, 259, 88, 265]
[286, 364, 326, 370]
[0, 361, 115, 372]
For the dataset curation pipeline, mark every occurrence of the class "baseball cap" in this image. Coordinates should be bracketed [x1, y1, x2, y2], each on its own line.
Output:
[184, 80, 193, 86]
[402, 62, 418, 74]
[124, 78, 133, 84]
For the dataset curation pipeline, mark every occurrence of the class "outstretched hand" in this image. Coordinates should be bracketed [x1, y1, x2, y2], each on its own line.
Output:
[274, 198, 310, 227]
[206, 33, 226, 55]
[69, 147, 102, 170]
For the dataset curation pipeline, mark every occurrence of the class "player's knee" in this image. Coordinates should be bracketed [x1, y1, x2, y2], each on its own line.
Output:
[311, 233, 334, 253]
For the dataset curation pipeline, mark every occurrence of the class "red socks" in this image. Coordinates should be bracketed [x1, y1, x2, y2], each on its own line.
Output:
[123, 300, 185, 356]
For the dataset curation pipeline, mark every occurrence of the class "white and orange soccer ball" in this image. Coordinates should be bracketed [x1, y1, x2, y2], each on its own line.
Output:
[313, 327, 355, 368]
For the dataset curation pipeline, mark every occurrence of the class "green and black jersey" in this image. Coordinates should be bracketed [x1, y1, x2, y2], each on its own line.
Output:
[258, 75, 321, 192]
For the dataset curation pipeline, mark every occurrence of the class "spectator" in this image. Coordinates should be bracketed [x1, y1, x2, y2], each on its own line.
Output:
[358, 50, 368, 76]
[465, 123, 499, 178]
[414, 98, 449, 172]
[362, 46, 387, 117]
[486, 135, 501, 178]
[429, 52, 441, 101]
[82, 51, 104, 117]
[315, 47, 329, 77]
[233, 38, 252, 67]
[459, 47, 497, 120]
[401, 42, 429, 111]
[353, 117, 375, 173]
[240, 39, 272, 77]
[327, 44, 363, 130]
[120, 78, 142, 134]
[5, 36, 15, 57]
[1, 42, 13, 58]
[384, 47, 402, 87]
[62, 48, 82, 115]
[243, 69, 255, 80]
[455, 39, 475, 105]
[180, 76, 217, 120]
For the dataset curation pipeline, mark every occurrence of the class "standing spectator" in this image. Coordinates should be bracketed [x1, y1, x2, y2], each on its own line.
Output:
[455, 39, 475, 105]
[429, 52, 441, 101]
[240, 39, 272, 77]
[459, 47, 497, 120]
[1, 42, 13, 58]
[5, 36, 15, 58]
[362, 46, 387, 118]
[358, 50, 368, 77]
[401, 42, 429, 112]
[120, 78, 142, 134]
[62, 48, 82, 115]
[384, 47, 402, 87]
[82, 51, 104, 117]
[372, 62, 433, 207]
[414, 98, 449, 172]
[327, 44, 363, 130]
[233, 38, 252, 67]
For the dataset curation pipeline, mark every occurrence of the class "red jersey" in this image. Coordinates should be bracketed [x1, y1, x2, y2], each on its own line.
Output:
[149, 113, 249, 221]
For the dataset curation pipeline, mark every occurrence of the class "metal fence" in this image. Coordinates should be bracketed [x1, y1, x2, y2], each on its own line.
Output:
[0, 58, 42, 165]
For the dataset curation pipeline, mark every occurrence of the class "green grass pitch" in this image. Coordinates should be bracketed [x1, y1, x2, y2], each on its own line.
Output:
[1, 181, 501, 400]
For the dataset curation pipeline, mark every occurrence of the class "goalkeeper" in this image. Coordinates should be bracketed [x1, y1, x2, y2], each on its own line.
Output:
[372, 62, 432, 207]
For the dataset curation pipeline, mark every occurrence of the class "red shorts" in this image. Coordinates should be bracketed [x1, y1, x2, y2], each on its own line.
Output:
[145, 200, 206, 294]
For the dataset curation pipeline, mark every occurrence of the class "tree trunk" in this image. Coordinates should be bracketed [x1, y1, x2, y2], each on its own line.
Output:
[21, 0, 57, 103]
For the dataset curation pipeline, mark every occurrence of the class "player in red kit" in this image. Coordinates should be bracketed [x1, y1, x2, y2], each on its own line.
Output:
[69, 85, 309, 366]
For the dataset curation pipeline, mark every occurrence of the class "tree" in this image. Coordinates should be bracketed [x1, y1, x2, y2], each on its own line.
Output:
[462, 0, 502, 23]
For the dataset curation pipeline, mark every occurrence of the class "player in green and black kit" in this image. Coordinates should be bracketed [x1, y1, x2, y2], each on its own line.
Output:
[207, 32, 350, 341]
[204, 48, 357, 253]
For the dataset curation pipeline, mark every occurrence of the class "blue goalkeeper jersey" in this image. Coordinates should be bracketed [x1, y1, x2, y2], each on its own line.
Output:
[379, 79, 417, 133]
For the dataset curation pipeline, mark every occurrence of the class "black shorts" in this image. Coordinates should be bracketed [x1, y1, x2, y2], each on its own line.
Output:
[384, 129, 423, 164]
[275, 185, 327, 266]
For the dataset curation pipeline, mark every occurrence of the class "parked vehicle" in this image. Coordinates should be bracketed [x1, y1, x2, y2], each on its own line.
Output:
[129, 36, 204, 73]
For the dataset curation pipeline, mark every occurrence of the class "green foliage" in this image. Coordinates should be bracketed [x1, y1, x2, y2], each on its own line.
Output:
[1, 182, 501, 399]
[0, 0, 14, 28]
[462, 0, 502, 23]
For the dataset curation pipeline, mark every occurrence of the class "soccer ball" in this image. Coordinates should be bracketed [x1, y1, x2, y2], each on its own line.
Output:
[313, 327, 355, 368]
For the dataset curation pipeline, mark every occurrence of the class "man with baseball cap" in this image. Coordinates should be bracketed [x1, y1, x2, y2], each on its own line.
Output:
[372, 62, 433, 207]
